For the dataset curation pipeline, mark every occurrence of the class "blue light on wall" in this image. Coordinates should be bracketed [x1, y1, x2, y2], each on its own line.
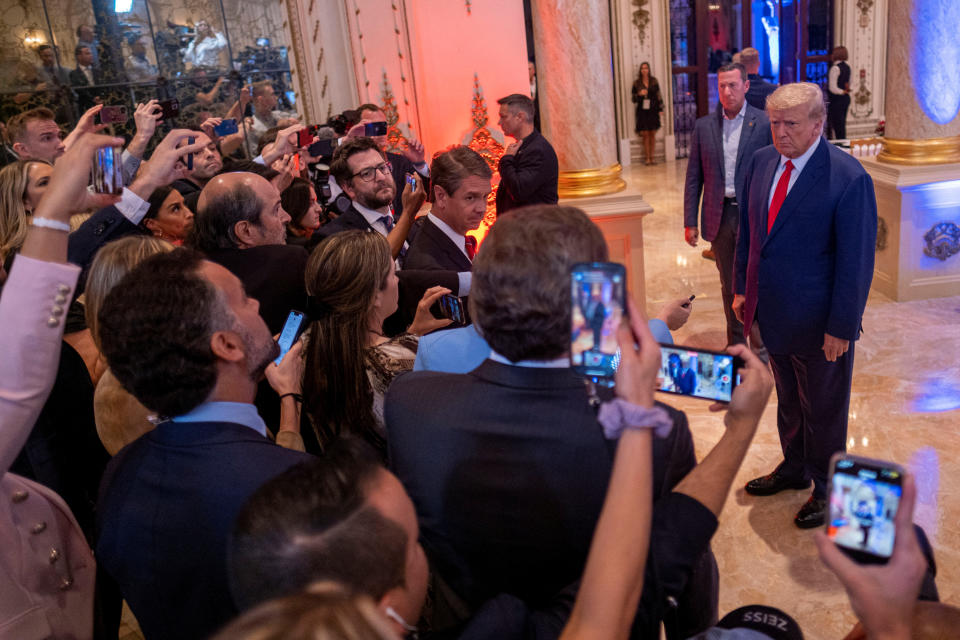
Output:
[911, 0, 960, 125]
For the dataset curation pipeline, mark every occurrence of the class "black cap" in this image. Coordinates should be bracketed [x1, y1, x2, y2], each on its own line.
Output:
[716, 605, 803, 640]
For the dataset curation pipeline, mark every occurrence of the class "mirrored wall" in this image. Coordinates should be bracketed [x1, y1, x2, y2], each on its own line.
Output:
[0, 0, 297, 151]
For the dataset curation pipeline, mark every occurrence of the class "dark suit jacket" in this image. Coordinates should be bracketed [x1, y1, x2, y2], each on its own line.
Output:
[68, 205, 149, 295]
[68, 67, 101, 112]
[202, 244, 309, 334]
[403, 217, 472, 272]
[386, 361, 702, 613]
[495, 130, 559, 215]
[683, 104, 771, 242]
[387, 151, 429, 219]
[745, 74, 777, 110]
[95, 420, 312, 640]
[310, 205, 374, 247]
[734, 139, 877, 354]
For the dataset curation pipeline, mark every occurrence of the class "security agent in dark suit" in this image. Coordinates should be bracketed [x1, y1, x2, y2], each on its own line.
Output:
[495, 93, 558, 215]
[94, 249, 312, 640]
[684, 62, 771, 346]
[734, 83, 877, 529]
[386, 205, 768, 639]
[69, 45, 101, 112]
[740, 47, 778, 110]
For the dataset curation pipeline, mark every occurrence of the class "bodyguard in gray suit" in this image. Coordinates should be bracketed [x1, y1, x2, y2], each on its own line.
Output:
[684, 62, 771, 346]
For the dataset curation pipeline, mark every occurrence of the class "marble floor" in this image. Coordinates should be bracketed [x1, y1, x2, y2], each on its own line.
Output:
[625, 159, 960, 639]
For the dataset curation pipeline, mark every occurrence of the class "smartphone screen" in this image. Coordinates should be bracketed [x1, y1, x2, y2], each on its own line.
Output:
[405, 173, 417, 190]
[186, 137, 195, 171]
[100, 105, 128, 124]
[274, 310, 306, 365]
[364, 121, 388, 137]
[827, 454, 903, 564]
[655, 344, 742, 402]
[213, 119, 239, 136]
[92, 146, 123, 195]
[570, 262, 626, 384]
[438, 294, 465, 326]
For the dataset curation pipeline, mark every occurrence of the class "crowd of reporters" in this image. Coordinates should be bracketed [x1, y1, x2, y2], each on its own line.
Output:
[0, 81, 957, 640]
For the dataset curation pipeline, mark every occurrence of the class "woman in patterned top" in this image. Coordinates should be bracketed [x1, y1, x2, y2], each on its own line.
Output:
[302, 230, 450, 456]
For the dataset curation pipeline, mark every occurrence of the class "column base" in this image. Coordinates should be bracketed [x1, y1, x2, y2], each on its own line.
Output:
[877, 135, 960, 166]
[558, 163, 627, 198]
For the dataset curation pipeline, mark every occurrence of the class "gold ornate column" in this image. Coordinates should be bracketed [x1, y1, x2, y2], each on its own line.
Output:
[877, 0, 960, 165]
[530, 0, 626, 196]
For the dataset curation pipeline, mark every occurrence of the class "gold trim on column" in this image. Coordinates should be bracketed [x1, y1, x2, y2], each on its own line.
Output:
[558, 163, 627, 198]
[877, 135, 960, 166]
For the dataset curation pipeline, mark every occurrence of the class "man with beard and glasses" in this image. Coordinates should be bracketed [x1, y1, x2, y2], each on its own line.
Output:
[93, 248, 313, 640]
[314, 137, 462, 335]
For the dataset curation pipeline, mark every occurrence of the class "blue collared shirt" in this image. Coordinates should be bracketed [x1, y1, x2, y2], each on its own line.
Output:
[722, 102, 747, 198]
[170, 401, 268, 438]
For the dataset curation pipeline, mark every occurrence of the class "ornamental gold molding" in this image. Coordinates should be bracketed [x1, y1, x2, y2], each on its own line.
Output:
[877, 135, 960, 166]
[558, 164, 627, 198]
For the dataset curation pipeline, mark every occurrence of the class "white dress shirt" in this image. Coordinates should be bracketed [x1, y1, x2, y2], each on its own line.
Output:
[722, 102, 747, 198]
[768, 137, 822, 209]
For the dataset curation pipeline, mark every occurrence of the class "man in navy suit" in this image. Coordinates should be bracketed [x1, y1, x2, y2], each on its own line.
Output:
[684, 62, 771, 347]
[94, 249, 312, 640]
[733, 82, 877, 528]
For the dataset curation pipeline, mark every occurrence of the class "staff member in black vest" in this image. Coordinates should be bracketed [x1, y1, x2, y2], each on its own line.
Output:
[827, 46, 851, 140]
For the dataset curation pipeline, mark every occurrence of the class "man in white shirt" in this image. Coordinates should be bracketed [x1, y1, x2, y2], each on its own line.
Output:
[683, 63, 771, 347]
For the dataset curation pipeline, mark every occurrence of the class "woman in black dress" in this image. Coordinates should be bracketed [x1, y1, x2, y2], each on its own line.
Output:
[632, 61, 663, 165]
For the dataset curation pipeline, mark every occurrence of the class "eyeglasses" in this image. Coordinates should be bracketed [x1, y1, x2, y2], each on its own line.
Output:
[350, 161, 393, 183]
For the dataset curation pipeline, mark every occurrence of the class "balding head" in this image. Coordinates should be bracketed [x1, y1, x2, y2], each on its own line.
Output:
[190, 172, 290, 251]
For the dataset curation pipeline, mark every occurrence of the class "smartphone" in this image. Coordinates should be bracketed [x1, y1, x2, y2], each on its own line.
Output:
[308, 138, 337, 157]
[92, 146, 123, 195]
[186, 136, 195, 171]
[364, 121, 388, 137]
[570, 262, 626, 385]
[438, 294, 466, 326]
[827, 453, 904, 564]
[100, 105, 128, 124]
[405, 173, 417, 190]
[158, 98, 180, 120]
[656, 344, 743, 402]
[297, 128, 313, 148]
[213, 118, 239, 136]
[274, 310, 307, 365]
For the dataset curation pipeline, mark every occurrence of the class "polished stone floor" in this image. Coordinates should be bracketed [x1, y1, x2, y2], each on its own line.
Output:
[626, 159, 960, 639]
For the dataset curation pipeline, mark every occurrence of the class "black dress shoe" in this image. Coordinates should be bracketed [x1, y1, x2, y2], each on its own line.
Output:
[744, 470, 810, 496]
[794, 496, 827, 529]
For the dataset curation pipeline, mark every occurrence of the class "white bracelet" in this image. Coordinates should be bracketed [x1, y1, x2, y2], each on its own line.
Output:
[31, 217, 71, 232]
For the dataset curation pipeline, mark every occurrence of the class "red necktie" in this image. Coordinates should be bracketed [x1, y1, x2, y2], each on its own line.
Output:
[767, 160, 794, 233]
[464, 236, 477, 261]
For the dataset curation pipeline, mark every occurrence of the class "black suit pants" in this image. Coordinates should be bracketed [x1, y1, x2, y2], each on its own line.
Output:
[827, 94, 850, 140]
[768, 343, 855, 498]
[711, 199, 745, 346]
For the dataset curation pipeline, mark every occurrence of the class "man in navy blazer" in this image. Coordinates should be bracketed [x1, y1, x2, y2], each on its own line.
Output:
[733, 83, 877, 528]
[94, 249, 312, 640]
[684, 62, 771, 347]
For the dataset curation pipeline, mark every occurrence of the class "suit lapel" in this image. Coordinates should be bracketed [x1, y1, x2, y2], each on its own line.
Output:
[735, 110, 759, 174]
[424, 218, 472, 271]
[757, 152, 780, 243]
[711, 109, 725, 182]
[764, 139, 828, 243]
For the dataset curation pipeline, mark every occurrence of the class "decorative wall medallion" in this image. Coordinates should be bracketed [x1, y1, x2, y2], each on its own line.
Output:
[923, 222, 960, 261]
[632, 0, 651, 45]
[876, 216, 887, 251]
[857, 0, 874, 28]
[853, 68, 873, 118]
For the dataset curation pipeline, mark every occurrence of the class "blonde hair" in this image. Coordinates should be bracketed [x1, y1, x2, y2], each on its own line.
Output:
[85, 235, 174, 349]
[0, 160, 50, 261]
[766, 82, 826, 121]
[210, 582, 397, 640]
